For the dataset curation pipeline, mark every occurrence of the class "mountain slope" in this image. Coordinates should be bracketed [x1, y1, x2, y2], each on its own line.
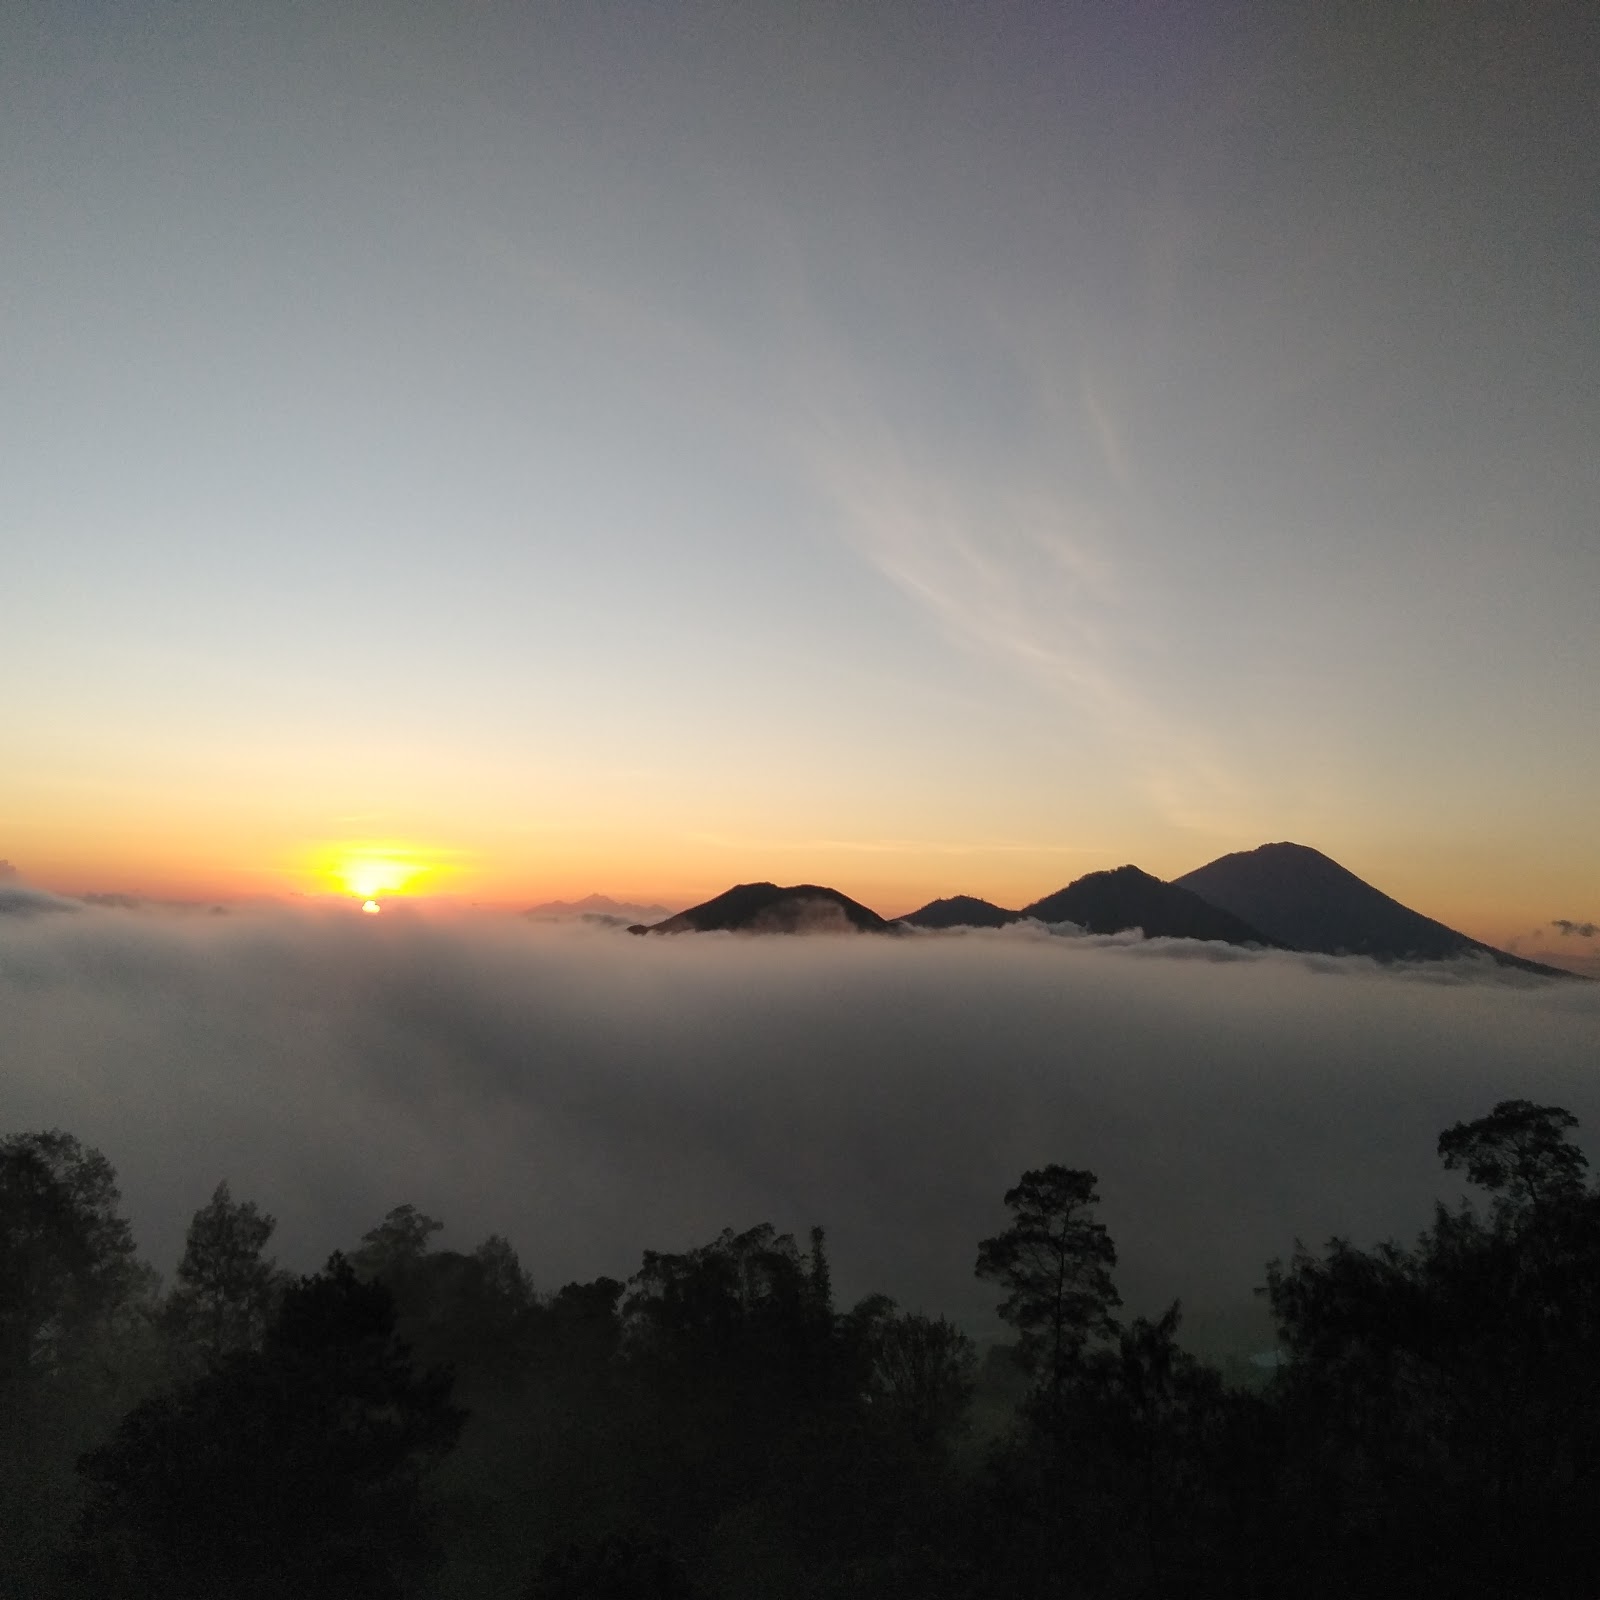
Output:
[641, 882, 893, 935]
[1022, 866, 1275, 945]
[1174, 842, 1570, 975]
[896, 895, 1021, 930]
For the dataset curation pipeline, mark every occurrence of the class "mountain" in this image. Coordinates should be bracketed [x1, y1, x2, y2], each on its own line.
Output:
[639, 882, 894, 935]
[896, 894, 1021, 930]
[526, 893, 673, 923]
[1022, 865, 1277, 945]
[1174, 842, 1572, 976]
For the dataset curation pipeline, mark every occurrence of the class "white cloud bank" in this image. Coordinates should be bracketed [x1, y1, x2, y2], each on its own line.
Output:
[2, 907, 1594, 1353]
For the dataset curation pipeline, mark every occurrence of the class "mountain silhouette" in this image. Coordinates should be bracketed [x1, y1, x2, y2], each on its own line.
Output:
[1022, 866, 1277, 945]
[639, 883, 894, 935]
[526, 893, 672, 924]
[896, 895, 1021, 930]
[1174, 842, 1572, 976]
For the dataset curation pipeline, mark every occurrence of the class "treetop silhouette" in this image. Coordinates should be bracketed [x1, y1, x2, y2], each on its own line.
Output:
[975, 1165, 1120, 1395]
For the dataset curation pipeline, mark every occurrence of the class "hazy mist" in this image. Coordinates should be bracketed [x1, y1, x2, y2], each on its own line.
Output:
[4, 905, 1595, 1352]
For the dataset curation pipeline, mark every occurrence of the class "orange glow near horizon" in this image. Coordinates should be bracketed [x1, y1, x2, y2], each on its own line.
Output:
[7, 819, 1590, 973]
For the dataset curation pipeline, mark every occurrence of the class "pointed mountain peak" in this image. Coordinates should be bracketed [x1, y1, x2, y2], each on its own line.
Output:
[1022, 866, 1276, 946]
[1175, 844, 1574, 976]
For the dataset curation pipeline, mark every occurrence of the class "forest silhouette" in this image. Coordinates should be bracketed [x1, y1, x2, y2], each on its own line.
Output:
[3, 1100, 1598, 1597]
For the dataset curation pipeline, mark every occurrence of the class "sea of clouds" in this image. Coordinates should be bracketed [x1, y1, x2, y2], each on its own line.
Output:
[3, 900, 1596, 1355]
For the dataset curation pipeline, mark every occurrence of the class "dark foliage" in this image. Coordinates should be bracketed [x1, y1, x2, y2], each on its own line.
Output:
[527, 1533, 700, 1599]
[975, 1165, 1121, 1395]
[0, 1130, 143, 1383]
[77, 1257, 463, 1599]
[0, 1132, 158, 1596]
[163, 1180, 284, 1365]
[1437, 1098, 1588, 1209]
[1263, 1100, 1600, 1598]
[0, 1098, 1595, 1597]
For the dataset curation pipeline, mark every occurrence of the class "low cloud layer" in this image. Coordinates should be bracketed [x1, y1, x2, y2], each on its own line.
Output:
[3, 908, 1595, 1354]
[1554, 919, 1599, 938]
[0, 882, 80, 915]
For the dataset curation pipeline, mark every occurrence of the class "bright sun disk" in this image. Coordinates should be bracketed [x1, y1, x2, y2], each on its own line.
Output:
[305, 841, 454, 903]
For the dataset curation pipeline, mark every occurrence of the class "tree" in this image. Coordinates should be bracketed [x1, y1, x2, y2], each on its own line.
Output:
[850, 1299, 977, 1448]
[165, 1181, 283, 1363]
[380, 1235, 541, 1381]
[975, 1166, 1120, 1403]
[474, 1232, 536, 1305]
[0, 1130, 143, 1382]
[623, 1223, 831, 1375]
[352, 1204, 444, 1280]
[1075, 1301, 1233, 1568]
[620, 1224, 848, 1539]
[545, 1275, 625, 1373]
[1263, 1102, 1600, 1597]
[1438, 1099, 1588, 1213]
[0, 1133, 152, 1595]
[78, 1255, 464, 1599]
[806, 1225, 832, 1315]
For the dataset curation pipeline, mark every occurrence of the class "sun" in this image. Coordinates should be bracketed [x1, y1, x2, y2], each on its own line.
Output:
[305, 840, 452, 904]
[340, 854, 420, 899]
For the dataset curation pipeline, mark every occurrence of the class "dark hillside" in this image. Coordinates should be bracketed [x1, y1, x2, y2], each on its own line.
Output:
[643, 882, 893, 935]
[1022, 865, 1277, 946]
[897, 895, 1021, 930]
[1176, 842, 1572, 976]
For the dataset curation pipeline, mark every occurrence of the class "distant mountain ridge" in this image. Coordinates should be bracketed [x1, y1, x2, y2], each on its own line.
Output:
[621, 847, 1582, 977]
[527, 893, 673, 923]
[1174, 842, 1569, 976]
[897, 895, 1021, 930]
[1022, 866, 1278, 946]
[640, 883, 894, 935]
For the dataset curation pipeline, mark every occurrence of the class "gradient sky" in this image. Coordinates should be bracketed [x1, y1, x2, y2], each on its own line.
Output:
[4, 2, 1596, 959]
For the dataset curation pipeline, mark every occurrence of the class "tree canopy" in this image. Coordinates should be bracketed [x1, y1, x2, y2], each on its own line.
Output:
[975, 1165, 1120, 1392]
[165, 1180, 283, 1363]
[79, 1256, 464, 1599]
[0, 1099, 1596, 1599]
[1438, 1098, 1589, 1210]
[0, 1130, 142, 1383]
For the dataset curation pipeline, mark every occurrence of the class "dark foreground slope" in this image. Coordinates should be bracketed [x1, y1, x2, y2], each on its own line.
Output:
[1175, 842, 1572, 976]
[1022, 865, 1276, 945]
[896, 895, 1021, 930]
[640, 882, 894, 934]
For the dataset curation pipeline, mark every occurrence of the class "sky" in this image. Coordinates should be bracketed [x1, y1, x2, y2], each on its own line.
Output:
[3, 2, 1597, 960]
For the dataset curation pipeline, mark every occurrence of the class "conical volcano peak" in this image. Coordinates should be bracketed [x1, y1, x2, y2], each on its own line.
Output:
[1175, 844, 1570, 975]
[643, 882, 893, 935]
[1022, 866, 1276, 946]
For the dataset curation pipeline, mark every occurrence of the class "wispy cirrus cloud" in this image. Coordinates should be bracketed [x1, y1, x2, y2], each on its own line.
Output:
[786, 330, 1253, 837]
